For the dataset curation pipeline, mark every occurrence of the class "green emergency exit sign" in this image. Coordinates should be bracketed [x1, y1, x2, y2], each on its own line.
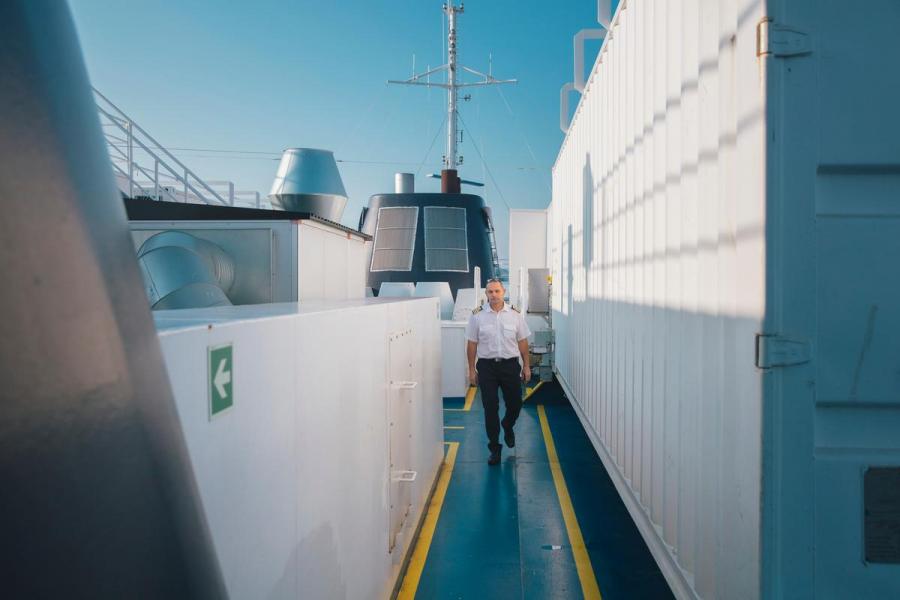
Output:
[208, 344, 233, 418]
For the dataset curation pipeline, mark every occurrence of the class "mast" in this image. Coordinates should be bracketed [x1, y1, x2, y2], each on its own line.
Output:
[446, 3, 459, 171]
[388, 1, 515, 192]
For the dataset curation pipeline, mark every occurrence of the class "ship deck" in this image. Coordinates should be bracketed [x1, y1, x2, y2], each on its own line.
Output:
[398, 380, 673, 599]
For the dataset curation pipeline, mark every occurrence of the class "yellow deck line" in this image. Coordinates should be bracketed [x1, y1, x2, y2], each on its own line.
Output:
[443, 386, 477, 412]
[523, 381, 545, 402]
[397, 441, 460, 599]
[443, 426, 465, 430]
[537, 405, 603, 600]
[463, 385, 477, 410]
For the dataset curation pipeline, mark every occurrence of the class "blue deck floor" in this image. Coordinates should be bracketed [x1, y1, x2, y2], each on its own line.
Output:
[403, 379, 673, 600]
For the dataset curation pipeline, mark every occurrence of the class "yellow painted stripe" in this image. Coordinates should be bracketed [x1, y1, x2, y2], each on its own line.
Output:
[537, 405, 602, 600]
[463, 385, 477, 411]
[523, 381, 545, 402]
[444, 387, 478, 412]
[397, 441, 459, 600]
[443, 426, 465, 430]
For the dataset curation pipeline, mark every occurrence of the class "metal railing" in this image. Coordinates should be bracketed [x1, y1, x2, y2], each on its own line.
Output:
[94, 88, 238, 206]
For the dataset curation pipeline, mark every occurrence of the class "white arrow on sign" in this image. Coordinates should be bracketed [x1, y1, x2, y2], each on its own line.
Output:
[214, 358, 231, 399]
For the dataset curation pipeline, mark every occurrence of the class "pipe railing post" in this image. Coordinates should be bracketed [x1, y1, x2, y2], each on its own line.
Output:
[560, 2, 613, 134]
[597, 0, 612, 29]
[574, 29, 606, 92]
[560, 82, 576, 132]
[126, 120, 134, 199]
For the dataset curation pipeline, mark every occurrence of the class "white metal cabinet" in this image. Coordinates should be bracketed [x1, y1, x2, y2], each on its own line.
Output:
[155, 299, 443, 599]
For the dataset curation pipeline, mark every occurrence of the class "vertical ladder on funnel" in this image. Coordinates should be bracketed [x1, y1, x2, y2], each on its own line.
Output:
[486, 217, 501, 278]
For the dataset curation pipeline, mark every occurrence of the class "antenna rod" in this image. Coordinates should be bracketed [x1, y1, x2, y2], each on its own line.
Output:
[445, 2, 460, 171]
[387, 1, 516, 192]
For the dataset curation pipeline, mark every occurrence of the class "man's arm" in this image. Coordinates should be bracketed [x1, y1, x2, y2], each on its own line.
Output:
[467, 341, 478, 386]
[518, 338, 531, 382]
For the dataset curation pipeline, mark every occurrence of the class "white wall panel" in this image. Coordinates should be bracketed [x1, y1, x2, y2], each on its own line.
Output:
[297, 220, 369, 301]
[507, 209, 548, 306]
[552, 1, 766, 598]
[440, 322, 469, 398]
[155, 298, 443, 600]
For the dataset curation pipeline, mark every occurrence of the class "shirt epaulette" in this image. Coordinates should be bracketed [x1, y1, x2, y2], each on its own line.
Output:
[511, 305, 520, 313]
[472, 306, 483, 314]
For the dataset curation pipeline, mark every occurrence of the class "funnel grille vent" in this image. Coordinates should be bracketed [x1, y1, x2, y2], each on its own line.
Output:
[424, 206, 468, 272]
[371, 207, 418, 272]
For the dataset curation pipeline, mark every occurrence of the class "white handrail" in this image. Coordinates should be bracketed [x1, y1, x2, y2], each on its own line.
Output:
[94, 88, 235, 206]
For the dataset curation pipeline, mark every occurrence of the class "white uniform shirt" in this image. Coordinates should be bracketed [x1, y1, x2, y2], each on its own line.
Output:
[465, 302, 532, 360]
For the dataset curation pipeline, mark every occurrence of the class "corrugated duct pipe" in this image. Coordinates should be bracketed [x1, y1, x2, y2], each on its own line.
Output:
[137, 231, 235, 310]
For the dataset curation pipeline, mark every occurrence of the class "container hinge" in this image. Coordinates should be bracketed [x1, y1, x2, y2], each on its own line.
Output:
[757, 18, 812, 58]
[756, 334, 811, 369]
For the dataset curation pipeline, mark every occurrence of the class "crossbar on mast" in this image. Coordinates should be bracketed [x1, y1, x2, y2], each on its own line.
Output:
[388, 1, 515, 191]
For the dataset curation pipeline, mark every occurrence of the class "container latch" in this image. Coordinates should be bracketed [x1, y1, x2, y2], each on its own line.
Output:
[756, 334, 811, 368]
[757, 18, 812, 57]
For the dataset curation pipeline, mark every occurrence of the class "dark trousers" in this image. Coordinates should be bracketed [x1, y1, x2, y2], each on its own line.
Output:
[477, 357, 522, 452]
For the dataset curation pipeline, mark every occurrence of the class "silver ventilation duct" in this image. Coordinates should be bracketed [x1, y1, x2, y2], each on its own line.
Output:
[137, 231, 235, 310]
[269, 148, 347, 222]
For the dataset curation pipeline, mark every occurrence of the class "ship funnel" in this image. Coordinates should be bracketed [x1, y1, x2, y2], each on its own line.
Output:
[269, 148, 347, 222]
[394, 173, 414, 193]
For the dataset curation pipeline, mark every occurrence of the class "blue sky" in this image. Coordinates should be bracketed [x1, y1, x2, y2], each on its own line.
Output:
[70, 1, 610, 256]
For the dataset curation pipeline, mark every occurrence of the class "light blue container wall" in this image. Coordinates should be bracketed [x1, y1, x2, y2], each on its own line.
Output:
[762, 0, 900, 598]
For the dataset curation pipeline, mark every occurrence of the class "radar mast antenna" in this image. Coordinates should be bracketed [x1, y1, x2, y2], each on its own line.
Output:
[388, 2, 516, 192]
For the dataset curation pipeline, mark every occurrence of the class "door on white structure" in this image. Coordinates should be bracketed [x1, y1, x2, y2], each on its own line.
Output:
[768, 1, 900, 598]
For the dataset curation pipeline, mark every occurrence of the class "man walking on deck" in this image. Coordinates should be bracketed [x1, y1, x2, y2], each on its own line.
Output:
[466, 278, 531, 466]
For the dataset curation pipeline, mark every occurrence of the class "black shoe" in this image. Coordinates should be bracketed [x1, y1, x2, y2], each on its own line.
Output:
[504, 430, 515, 448]
[487, 450, 501, 466]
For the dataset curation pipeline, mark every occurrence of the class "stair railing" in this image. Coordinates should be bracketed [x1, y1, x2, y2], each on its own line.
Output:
[94, 88, 232, 206]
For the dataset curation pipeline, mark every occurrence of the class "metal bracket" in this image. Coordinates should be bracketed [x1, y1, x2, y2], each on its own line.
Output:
[391, 381, 418, 390]
[756, 334, 811, 368]
[757, 18, 812, 58]
[391, 470, 417, 482]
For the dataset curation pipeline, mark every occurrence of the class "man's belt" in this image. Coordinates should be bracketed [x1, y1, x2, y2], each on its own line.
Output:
[479, 356, 518, 363]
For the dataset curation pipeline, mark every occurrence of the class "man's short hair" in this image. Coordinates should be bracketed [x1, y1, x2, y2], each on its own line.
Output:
[485, 277, 504, 288]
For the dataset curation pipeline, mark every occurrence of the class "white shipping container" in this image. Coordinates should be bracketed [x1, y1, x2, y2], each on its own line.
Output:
[551, 1, 900, 599]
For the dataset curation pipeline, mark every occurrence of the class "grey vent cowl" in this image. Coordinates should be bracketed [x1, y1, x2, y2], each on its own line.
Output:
[268, 148, 347, 222]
